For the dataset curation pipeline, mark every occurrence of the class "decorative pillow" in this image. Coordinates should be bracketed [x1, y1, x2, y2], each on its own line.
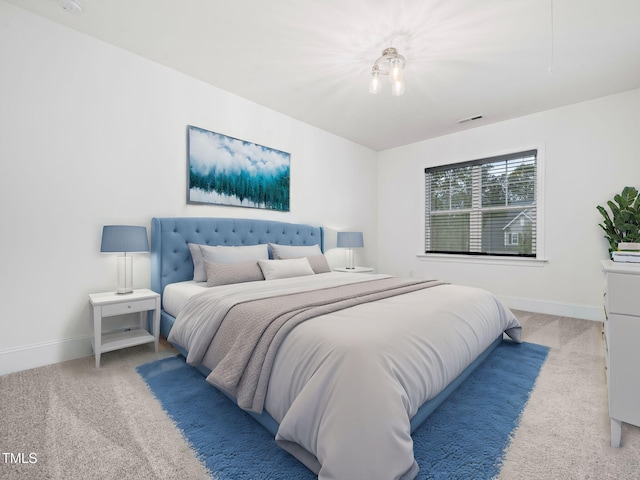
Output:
[188, 243, 207, 282]
[268, 243, 329, 273]
[189, 243, 269, 282]
[306, 254, 332, 274]
[258, 257, 315, 280]
[269, 243, 322, 260]
[205, 260, 265, 287]
[201, 243, 269, 263]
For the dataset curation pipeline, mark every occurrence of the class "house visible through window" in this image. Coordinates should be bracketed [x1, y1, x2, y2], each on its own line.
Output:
[425, 150, 537, 257]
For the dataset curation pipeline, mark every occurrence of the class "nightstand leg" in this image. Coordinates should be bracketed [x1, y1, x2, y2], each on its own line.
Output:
[92, 305, 101, 368]
[152, 297, 160, 352]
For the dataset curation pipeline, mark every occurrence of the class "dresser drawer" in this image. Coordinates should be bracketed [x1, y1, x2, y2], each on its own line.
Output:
[607, 272, 640, 316]
[101, 298, 156, 317]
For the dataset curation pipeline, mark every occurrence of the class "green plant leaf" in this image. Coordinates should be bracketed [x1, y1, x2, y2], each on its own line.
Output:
[616, 222, 637, 233]
[618, 210, 635, 223]
[607, 200, 621, 217]
[610, 231, 623, 242]
[614, 194, 628, 209]
[597, 205, 611, 221]
[621, 186, 639, 205]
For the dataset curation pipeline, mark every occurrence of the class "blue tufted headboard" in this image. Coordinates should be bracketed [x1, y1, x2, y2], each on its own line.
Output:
[150, 217, 324, 296]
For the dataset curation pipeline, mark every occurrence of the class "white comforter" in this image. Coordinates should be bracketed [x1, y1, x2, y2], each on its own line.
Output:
[168, 273, 521, 480]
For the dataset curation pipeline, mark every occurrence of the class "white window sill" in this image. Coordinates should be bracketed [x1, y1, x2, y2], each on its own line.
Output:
[416, 253, 548, 267]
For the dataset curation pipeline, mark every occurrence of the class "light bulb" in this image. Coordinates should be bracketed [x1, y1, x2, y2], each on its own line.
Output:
[391, 78, 405, 96]
[369, 70, 382, 94]
[389, 58, 403, 83]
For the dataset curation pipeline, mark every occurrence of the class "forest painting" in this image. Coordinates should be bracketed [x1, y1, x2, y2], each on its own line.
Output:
[187, 125, 290, 211]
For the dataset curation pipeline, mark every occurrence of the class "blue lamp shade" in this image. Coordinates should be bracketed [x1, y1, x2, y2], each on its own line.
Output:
[101, 226, 149, 294]
[100, 225, 149, 253]
[336, 231, 364, 249]
[337, 231, 364, 269]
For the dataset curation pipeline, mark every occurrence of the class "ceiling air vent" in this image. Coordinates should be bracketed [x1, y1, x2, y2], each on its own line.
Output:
[458, 115, 483, 124]
[58, 0, 83, 14]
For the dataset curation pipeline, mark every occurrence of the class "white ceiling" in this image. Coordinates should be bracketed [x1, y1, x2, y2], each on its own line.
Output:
[6, 0, 640, 151]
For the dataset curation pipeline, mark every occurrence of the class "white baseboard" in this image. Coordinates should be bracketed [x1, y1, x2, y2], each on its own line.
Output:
[0, 336, 93, 376]
[498, 295, 603, 321]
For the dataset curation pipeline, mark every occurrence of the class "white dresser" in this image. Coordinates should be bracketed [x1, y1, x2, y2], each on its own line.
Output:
[601, 260, 640, 447]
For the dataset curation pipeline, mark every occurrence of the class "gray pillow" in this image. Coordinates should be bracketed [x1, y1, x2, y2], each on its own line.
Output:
[188, 243, 207, 282]
[201, 243, 269, 263]
[205, 260, 265, 287]
[189, 243, 269, 282]
[269, 243, 322, 260]
[306, 254, 331, 274]
[268, 243, 329, 273]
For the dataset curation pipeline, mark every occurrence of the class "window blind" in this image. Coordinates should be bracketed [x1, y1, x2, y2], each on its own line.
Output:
[425, 150, 537, 257]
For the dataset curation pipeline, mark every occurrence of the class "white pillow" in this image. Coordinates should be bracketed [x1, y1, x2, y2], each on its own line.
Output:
[258, 257, 315, 280]
[269, 243, 322, 259]
[189, 243, 269, 282]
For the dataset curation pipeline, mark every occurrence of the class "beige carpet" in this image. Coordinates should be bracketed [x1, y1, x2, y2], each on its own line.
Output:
[499, 311, 640, 480]
[0, 341, 211, 480]
[1, 311, 639, 479]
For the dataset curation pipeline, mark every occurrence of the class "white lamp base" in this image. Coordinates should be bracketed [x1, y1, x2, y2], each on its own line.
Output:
[116, 255, 134, 294]
[345, 248, 355, 269]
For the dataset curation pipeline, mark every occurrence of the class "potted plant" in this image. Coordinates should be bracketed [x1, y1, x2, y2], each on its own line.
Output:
[597, 186, 640, 257]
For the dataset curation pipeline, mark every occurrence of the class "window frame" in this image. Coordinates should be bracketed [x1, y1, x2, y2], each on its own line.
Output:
[421, 146, 546, 263]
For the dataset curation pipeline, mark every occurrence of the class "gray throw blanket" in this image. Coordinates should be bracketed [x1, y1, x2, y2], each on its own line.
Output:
[197, 277, 445, 413]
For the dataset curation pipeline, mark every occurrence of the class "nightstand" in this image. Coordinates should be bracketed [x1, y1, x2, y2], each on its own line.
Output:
[89, 288, 160, 368]
[334, 267, 375, 273]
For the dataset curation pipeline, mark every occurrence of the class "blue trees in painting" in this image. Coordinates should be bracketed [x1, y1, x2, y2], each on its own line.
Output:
[187, 125, 290, 211]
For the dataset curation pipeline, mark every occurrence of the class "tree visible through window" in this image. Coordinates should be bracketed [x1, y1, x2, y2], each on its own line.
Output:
[425, 150, 537, 257]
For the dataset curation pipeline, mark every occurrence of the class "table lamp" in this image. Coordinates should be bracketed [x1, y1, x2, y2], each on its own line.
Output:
[336, 231, 364, 270]
[100, 225, 149, 294]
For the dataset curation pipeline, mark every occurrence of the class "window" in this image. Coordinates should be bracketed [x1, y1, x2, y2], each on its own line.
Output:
[505, 232, 520, 246]
[425, 150, 537, 257]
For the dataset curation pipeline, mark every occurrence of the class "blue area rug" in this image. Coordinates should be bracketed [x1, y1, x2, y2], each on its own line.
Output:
[137, 341, 548, 479]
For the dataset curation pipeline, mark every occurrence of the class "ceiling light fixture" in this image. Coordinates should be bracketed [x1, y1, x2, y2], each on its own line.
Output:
[369, 47, 406, 96]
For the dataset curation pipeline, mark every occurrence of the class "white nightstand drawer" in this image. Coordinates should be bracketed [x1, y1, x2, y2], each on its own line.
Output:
[607, 272, 640, 316]
[101, 298, 157, 317]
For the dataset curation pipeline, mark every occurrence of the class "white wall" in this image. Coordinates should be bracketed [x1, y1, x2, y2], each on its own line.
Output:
[0, 3, 378, 374]
[377, 88, 640, 320]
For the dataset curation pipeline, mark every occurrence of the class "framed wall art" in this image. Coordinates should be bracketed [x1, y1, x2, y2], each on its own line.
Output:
[187, 125, 290, 211]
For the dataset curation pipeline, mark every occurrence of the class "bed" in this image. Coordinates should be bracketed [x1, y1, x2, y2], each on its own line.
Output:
[150, 216, 521, 480]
